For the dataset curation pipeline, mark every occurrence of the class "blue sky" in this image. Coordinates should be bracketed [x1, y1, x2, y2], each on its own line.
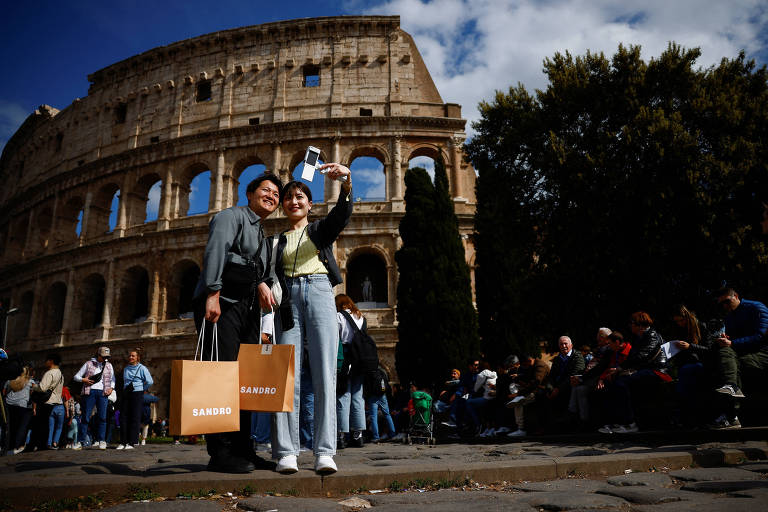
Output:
[2, 0, 767, 217]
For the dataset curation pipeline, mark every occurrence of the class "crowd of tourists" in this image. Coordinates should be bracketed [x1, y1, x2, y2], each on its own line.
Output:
[1, 346, 156, 454]
[433, 287, 768, 437]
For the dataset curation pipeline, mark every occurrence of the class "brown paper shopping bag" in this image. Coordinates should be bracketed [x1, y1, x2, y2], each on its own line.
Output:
[237, 309, 295, 412]
[238, 342, 295, 412]
[170, 321, 240, 436]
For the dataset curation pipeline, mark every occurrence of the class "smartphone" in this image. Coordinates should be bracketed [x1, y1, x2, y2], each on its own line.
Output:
[301, 146, 322, 181]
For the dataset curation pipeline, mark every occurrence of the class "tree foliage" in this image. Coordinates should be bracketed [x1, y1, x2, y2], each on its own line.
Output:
[466, 43, 768, 351]
[395, 160, 480, 386]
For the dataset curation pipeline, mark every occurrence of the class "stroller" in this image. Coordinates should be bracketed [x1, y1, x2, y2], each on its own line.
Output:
[405, 390, 435, 445]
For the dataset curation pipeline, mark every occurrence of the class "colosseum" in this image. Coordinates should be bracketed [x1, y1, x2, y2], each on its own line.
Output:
[0, 15, 476, 412]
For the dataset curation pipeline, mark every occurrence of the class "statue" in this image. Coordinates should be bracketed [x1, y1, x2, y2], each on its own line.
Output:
[362, 276, 373, 302]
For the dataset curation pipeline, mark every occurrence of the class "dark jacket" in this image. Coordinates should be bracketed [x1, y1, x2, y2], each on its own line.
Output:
[272, 185, 353, 330]
[725, 299, 768, 353]
[547, 351, 585, 392]
[623, 327, 667, 372]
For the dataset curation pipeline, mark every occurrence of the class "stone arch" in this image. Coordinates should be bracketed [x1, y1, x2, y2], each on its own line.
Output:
[42, 281, 67, 334]
[56, 196, 84, 245]
[118, 265, 150, 324]
[177, 162, 212, 217]
[232, 154, 269, 207]
[345, 247, 389, 306]
[126, 172, 162, 225]
[404, 143, 450, 164]
[87, 183, 120, 236]
[11, 290, 34, 341]
[346, 145, 390, 202]
[78, 273, 106, 330]
[166, 259, 200, 319]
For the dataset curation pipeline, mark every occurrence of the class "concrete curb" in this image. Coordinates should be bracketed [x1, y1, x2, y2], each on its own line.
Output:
[4, 447, 765, 509]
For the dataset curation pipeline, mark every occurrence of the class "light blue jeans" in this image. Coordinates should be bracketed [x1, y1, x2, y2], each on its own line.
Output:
[299, 359, 314, 450]
[367, 394, 396, 440]
[273, 275, 337, 458]
[47, 404, 65, 447]
[337, 372, 365, 433]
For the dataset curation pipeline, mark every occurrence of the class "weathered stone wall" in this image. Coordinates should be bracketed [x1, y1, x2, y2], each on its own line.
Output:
[0, 16, 476, 415]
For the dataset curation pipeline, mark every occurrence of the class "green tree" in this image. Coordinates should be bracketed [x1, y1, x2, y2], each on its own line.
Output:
[395, 160, 480, 386]
[466, 44, 768, 347]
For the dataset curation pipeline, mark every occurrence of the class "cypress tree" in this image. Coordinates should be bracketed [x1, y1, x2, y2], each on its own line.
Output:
[395, 160, 480, 387]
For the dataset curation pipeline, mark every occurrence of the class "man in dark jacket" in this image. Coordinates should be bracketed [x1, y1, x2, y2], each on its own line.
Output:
[715, 287, 768, 399]
[542, 336, 585, 431]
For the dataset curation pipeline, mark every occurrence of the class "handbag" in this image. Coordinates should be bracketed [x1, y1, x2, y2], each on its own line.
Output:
[169, 320, 240, 436]
[237, 309, 295, 412]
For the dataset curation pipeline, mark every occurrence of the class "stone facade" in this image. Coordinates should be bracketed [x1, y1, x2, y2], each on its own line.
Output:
[0, 16, 476, 414]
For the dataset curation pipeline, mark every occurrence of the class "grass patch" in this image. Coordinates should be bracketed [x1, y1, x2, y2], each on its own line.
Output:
[239, 484, 259, 495]
[387, 477, 469, 493]
[33, 493, 104, 511]
[264, 488, 299, 497]
[176, 489, 216, 498]
[347, 485, 369, 494]
[128, 485, 160, 501]
[388, 480, 404, 492]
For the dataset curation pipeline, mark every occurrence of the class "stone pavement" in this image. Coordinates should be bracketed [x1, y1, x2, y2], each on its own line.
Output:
[1, 429, 767, 511]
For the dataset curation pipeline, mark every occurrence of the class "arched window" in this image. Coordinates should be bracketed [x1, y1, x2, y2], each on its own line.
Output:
[57, 197, 84, 245]
[43, 282, 67, 334]
[79, 273, 106, 330]
[87, 184, 120, 236]
[349, 156, 385, 202]
[127, 173, 162, 225]
[118, 266, 150, 324]
[187, 171, 211, 216]
[408, 156, 436, 182]
[346, 252, 388, 307]
[166, 260, 200, 320]
[237, 164, 267, 206]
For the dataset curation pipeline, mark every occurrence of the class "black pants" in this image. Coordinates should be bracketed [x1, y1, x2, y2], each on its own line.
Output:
[8, 404, 33, 449]
[29, 403, 53, 450]
[193, 296, 261, 460]
[120, 390, 144, 446]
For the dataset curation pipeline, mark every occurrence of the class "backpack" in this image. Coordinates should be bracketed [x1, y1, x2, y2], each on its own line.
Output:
[340, 311, 379, 376]
[364, 367, 388, 397]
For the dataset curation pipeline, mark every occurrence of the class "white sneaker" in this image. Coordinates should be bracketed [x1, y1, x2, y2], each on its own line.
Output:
[140, 440, 146, 446]
[12, 447, 25, 455]
[72, 443, 82, 450]
[507, 429, 527, 437]
[116, 444, 126, 450]
[98, 441, 107, 450]
[276, 455, 298, 474]
[613, 422, 638, 433]
[315, 455, 337, 474]
[598, 424, 619, 434]
[494, 426, 511, 435]
[124, 444, 135, 450]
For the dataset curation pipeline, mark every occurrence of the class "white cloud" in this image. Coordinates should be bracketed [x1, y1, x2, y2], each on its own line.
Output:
[352, 166, 386, 199]
[409, 156, 435, 181]
[0, 100, 30, 152]
[362, 0, 768, 135]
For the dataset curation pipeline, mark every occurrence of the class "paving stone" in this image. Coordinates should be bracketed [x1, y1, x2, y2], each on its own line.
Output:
[726, 487, 768, 500]
[606, 472, 674, 487]
[104, 502, 223, 511]
[669, 467, 762, 481]
[337, 496, 372, 509]
[596, 485, 697, 504]
[632, 497, 760, 512]
[515, 490, 628, 510]
[681, 480, 768, 493]
[511, 479, 605, 492]
[366, 490, 531, 511]
[238, 496, 343, 511]
[735, 462, 768, 473]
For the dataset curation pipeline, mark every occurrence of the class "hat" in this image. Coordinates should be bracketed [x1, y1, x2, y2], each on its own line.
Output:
[98, 346, 110, 358]
[504, 354, 520, 367]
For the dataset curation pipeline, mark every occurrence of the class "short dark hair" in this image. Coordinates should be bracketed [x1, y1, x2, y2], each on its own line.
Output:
[246, 173, 283, 196]
[46, 353, 61, 365]
[280, 180, 312, 203]
[716, 286, 737, 298]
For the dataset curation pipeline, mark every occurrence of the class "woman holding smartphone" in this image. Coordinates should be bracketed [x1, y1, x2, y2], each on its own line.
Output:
[270, 162, 352, 474]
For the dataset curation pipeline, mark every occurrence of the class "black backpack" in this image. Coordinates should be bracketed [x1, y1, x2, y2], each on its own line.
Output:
[364, 367, 388, 398]
[340, 311, 379, 376]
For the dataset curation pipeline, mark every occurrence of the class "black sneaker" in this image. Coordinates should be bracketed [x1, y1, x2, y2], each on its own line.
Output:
[349, 430, 364, 448]
[207, 455, 255, 473]
[337, 431, 347, 450]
